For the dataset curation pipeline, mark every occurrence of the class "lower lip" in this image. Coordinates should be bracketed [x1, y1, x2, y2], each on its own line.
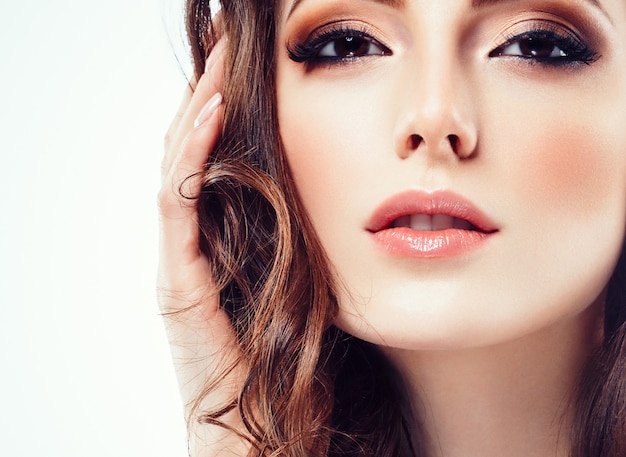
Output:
[370, 227, 492, 258]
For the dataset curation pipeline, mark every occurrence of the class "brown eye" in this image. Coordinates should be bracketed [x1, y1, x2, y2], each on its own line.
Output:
[500, 37, 565, 59]
[318, 35, 386, 59]
[519, 37, 564, 58]
[489, 28, 598, 67]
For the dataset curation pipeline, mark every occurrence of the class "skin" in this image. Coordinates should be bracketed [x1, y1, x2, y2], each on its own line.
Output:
[276, 0, 626, 350]
[159, 0, 626, 456]
[159, 41, 251, 456]
[275, 0, 626, 455]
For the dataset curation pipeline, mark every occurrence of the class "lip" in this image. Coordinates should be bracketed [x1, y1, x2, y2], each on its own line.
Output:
[366, 190, 499, 258]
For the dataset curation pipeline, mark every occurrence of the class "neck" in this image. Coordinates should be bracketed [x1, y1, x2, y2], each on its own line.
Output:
[383, 300, 604, 457]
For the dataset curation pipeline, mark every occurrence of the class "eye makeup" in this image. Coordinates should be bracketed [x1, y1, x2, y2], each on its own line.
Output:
[281, 0, 607, 75]
[488, 19, 600, 67]
[287, 21, 392, 68]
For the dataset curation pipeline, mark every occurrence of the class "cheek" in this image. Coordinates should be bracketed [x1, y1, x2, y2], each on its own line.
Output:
[484, 82, 626, 226]
[277, 82, 386, 219]
[280, 110, 349, 225]
[483, 96, 626, 334]
[524, 126, 619, 215]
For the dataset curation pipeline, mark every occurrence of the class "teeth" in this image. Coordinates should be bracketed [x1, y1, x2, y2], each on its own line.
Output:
[432, 214, 454, 231]
[391, 214, 474, 231]
[411, 214, 432, 230]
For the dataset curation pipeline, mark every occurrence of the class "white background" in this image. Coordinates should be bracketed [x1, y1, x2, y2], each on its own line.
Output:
[0, 0, 195, 455]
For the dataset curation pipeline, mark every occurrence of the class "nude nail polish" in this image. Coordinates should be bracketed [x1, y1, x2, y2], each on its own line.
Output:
[194, 92, 223, 128]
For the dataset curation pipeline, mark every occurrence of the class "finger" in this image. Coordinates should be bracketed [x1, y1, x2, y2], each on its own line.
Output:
[177, 38, 226, 142]
[163, 82, 193, 154]
[158, 36, 226, 269]
[162, 78, 197, 177]
[162, 38, 227, 177]
[158, 102, 231, 355]
[158, 98, 223, 273]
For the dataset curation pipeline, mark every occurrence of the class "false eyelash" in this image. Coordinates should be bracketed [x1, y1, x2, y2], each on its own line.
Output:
[489, 23, 600, 66]
[287, 23, 390, 65]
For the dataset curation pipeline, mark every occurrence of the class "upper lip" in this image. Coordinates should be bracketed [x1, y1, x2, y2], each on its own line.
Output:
[366, 190, 499, 234]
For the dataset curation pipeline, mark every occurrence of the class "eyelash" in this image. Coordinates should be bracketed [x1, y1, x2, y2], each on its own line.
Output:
[489, 25, 599, 67]
[287, 24, 391, 67]
[286, 22, 599, 69]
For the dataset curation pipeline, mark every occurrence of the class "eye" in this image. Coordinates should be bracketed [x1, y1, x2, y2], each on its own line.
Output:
[317, 35, 387, 59]
[489, 27, 599, 66]
[498, 36, 566, 59]
[287, 25, 392, 67]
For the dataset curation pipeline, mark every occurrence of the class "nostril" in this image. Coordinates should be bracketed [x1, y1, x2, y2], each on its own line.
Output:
[408, 134, 423, 150]
[447, 134, 459, 152]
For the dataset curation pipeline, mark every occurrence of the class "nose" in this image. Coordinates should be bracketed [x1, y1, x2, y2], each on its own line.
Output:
[395, 50, 478, 161]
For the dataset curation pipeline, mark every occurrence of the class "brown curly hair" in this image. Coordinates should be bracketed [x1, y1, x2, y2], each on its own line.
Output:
[182, 1, 626, 455]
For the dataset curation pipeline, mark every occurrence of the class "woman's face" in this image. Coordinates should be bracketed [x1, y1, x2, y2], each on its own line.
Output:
[275, 0, 626, 349]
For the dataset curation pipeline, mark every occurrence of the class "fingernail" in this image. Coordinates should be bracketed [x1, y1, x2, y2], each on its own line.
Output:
[205, 38, 227, 73]
[194, 92, 223, 128]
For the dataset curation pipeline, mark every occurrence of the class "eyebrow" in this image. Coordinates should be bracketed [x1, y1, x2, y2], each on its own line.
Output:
[473, 0, 600, 7]
[288, 0, 406, 19]
[288, 0, 606, 19]
[471, 0, 607, 17]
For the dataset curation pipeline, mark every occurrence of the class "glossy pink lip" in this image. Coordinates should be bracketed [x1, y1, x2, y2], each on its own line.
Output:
[366, 190, 499, 258]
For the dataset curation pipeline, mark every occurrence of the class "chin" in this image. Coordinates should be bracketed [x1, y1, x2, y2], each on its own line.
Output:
[333, 286, 604, 353]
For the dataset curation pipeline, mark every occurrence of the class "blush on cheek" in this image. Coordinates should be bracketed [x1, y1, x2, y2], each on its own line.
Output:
[279, 86, 382, 222]
[513, 123, 618, 217]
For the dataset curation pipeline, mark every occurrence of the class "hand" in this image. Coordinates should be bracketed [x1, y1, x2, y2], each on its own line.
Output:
[158, 39, 250, 456]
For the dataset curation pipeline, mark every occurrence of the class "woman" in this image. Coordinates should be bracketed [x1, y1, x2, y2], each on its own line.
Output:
[159, 0, 626, 455]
